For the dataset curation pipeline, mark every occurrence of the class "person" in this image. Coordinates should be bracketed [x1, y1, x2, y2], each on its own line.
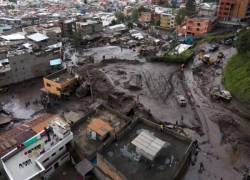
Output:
[160, 124, 164, 132]
[199, 162, 204, 173]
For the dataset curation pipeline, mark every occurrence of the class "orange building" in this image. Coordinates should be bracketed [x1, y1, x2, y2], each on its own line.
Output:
[176, 17, 216, 36]
[217, 0, 250, 20]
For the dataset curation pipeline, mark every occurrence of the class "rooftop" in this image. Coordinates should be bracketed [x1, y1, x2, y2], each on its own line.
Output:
[27, 33, 49, 42]
[88, 118, 113, 137]
[46, 69, 76, 84]
[99, 121, 193, 180]
[73, 105, 130, 159]
[1, 118, 73, 180]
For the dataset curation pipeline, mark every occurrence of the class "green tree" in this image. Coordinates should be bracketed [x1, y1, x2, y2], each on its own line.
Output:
[186, 0, 196, 17]
[131, 9, 139, 22]
[236, 29, 250, 54]
[115, 11, 125, 23]
[176, 8, 186, 25]
[127, 21, 133, 29]
[71, 32, 82, 48]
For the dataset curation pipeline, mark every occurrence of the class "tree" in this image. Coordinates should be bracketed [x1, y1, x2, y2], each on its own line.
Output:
[176, 8, 186, 25]
[236, 29, 250, 54]
[70, 32, 82, 48]
[131, 9, 139, 23]
[186, 0, 196, 17]
[115, 11, 125, 23]
[127, 21, 133, 29]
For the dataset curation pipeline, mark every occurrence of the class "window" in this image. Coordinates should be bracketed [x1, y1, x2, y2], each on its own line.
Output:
[196, 28, 200, 31]
[52, 152, 56, 157]
[197, 23, 201, 26]
[45, 167, 52, 173]
[59, 146, 64, 151]
[46, 83, 51, 87]
[42, 158, 49, 163]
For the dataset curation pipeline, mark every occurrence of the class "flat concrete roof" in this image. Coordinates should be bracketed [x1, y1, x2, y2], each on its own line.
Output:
[2, 130, 63, 180]
[100, 122, 192, 180]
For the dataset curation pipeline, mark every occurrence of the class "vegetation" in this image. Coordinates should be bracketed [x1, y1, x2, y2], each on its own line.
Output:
[176, 8, 186, 25]
[150, 48, 194, 63]
[235, 29, 250, 54]
[115, 11, 126, 23]
[70, 32, 82, 48]
[175, 0, 197, 25]
[223, 29, 250, 103]
[185, 0, 197, 17]
[202, 32, 234, 43]
[223, 54, 250, 103]
[130, 9, 139, 23]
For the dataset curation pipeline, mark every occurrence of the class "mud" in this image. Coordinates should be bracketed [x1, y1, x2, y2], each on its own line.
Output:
[0, 44, 250, 180]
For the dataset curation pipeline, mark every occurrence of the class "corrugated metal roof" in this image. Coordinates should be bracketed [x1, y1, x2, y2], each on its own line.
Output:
[88, 118, 113, 137]
[132, 131, 167, 161]
[27, 32, 48, 42]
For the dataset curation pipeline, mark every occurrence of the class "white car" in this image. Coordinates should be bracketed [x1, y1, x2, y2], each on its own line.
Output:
[176, 95, 187, 107]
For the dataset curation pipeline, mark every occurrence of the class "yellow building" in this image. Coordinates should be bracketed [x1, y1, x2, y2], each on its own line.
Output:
[160, 13, 176, 29]
[42, 69, 77, 97]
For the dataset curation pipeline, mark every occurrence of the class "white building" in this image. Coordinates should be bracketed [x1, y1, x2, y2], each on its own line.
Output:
[1, 118, 73, 180]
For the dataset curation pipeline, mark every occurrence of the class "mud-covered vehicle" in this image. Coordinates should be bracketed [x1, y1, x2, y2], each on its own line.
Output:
[210, 87, 232, 102]
[0, 87, 8, 94]
[176, 95, 187, 107]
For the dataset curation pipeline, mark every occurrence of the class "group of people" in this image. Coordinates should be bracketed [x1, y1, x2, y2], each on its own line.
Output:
[19, 159, 32, 168]
[24, 144, 42, 156]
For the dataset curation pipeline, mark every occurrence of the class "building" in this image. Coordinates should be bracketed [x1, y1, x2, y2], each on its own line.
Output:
[217, 0, 250, 21]
[96, 118, 195, 180]
[176, 17, 216, 36]
[42, 69, 77, 97]
[72, 104, 131, 159]
[75, 19, 103, 36]
[1, 117, 73, 180]
[198, 2, 218, 17]
[160, 13, 176, 29]
[59, 19, 76, 37]
[87, 118, 114, 141]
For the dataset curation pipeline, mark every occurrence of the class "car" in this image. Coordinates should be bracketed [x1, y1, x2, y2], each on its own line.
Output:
[208, 44, 219, 52]
[176, 95, 187, 107]
[0, 87, 8, 94]
[210, 87, 232, 102]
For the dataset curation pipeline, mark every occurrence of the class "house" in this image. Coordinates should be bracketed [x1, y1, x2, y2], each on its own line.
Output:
[87, 118, 114, 141]
[176, 17, 216, 36]
[75, 20, 102, 35]
[160, 13, 176, 29]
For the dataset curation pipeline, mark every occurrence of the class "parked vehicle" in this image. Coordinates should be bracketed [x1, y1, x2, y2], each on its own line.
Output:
[176, 95, 187, 107]
[208, 44, 219, 52]
[0, 87, 8, 94]
[210, 87, 232, 102]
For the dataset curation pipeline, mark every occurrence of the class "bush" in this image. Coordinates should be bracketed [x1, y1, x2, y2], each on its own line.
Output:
[223, 53, 250, 103]
[150, 48, 194, 63]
